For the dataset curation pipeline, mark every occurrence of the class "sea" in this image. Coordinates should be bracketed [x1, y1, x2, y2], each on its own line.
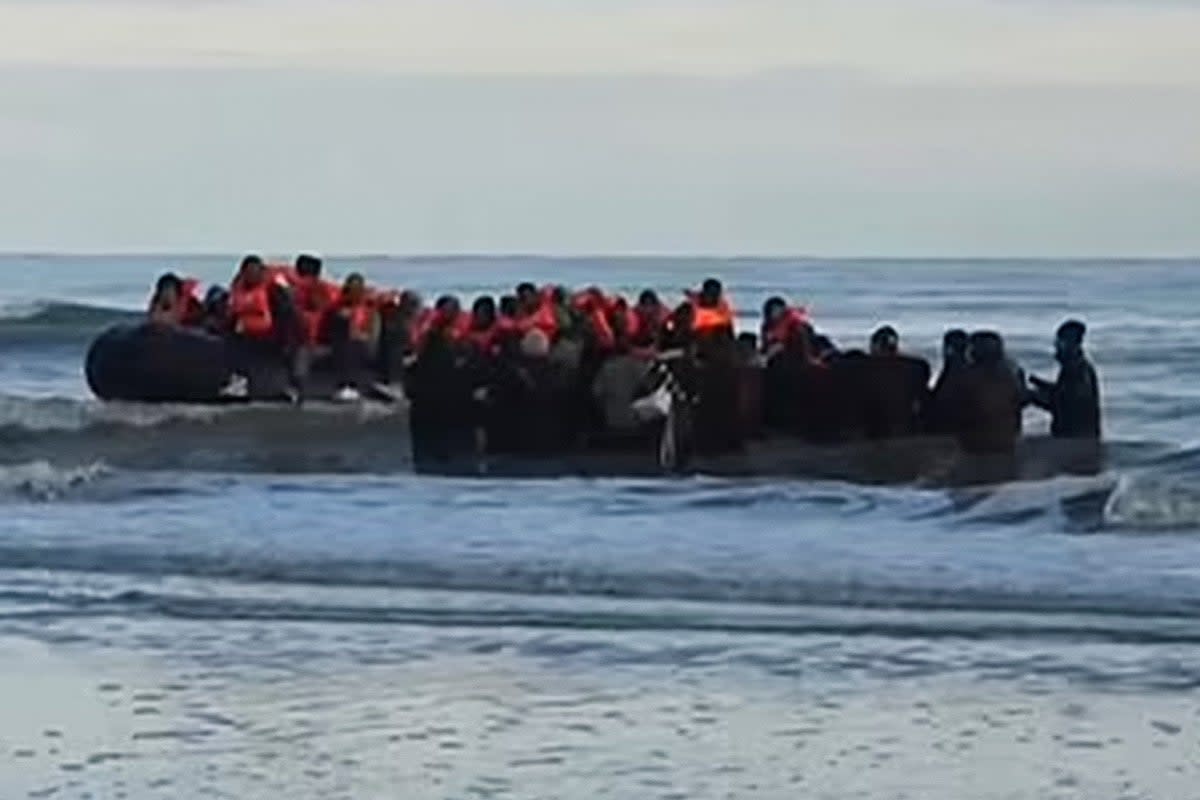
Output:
[1, 255, 1198, 799]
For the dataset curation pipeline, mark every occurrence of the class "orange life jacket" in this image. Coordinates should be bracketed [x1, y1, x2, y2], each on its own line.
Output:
[230, 282, 274, 339]
[293, 276, 340, 344]
[691, 297, 735, 333]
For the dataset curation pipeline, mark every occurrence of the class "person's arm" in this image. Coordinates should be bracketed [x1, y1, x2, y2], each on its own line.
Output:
[1028, 375, 1053, 411]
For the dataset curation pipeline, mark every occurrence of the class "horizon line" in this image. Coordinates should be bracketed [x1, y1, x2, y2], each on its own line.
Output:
[2, 251, 1197, 263]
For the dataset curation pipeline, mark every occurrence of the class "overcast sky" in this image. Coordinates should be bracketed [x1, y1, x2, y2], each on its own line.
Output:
[1, 0, 1197, 256]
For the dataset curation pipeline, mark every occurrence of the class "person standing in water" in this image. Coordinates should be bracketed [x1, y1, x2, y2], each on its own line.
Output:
[1030, 319, 1101, 439]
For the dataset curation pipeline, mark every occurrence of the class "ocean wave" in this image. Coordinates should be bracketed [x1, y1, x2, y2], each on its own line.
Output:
[0, 460, 110, 501]
[1103, 474, 1200, 531]
[3, 567, 1200, 651]
[0, 394, 411, 474]
[0, 394, 230, 433]
[0, 301, 138, 346]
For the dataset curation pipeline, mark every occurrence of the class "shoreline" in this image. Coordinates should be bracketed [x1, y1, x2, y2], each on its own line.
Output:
[2, 626, 1196, 799]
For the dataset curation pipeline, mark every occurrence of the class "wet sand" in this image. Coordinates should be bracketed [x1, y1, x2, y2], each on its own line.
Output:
[2, 627, 1197, 800]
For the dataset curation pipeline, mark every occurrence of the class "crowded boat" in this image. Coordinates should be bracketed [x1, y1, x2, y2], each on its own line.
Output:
[85, 254, 1102, 475]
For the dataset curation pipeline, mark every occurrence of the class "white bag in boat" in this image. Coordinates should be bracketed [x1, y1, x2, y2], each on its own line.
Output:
[632, 384, 673, 422]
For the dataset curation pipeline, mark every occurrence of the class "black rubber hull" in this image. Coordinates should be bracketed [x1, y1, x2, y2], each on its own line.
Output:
[86, 323, 341, 403]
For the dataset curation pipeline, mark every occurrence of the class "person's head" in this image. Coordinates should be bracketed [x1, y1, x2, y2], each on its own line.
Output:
[637, 289, 661, 311]
[499, 294, 519, 318]
[968, 330, 1005, 366]
[471, 295, 497, 328]
[204, 285, 229, 312]
[397, 290, 422, 317]
[237, 255, 265, 287]
[943, 328, 969, 364]
[520, 329, 551, 360]
[341, 272, 367, 304]
[699, 278, 723, 307]
[736, 332, 759, 362]
[550, 285, 568, 306]
[1055, 319, 1086, 362]
[762, 296, 787, 324]
[516, 282, 539, 313]
[153, 272, 183, 302]
[295, 253, 322, 279]
[869, 325, 900, 357]
[434, 294, 461, 319]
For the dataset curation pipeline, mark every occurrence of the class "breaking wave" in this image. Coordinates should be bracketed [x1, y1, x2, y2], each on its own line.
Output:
[0, 394, 410, 474]
[0, 460, 110, 502]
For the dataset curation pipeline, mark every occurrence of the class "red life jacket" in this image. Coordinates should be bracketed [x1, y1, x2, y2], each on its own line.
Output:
[178, 279, 205, 325]
[633, 304, 668, 345]
[764, 306, 810, 348]
[588, 307, 615, 351]
[414, 308, 470, 351]
[148, 278, 203, 326]
[338, 298, 375, 339]
[465, 322, 501, 355]
[230, 281, 274, 339]
[518, 298, 560, 339]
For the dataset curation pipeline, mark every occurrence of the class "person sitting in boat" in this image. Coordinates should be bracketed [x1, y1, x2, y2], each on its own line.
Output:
[687, 278, 735, 339]
[591, 321, 653, 438]
[857, 325, 931, 439]
[955, 331, 1024, 455]
[660, 302, 696, 354]
[147, 272, 203, 327]
[760, 296, 810, 361]
[761, 315, 838, 441]
[486, 329, 572, 457]
[572, 287, 617, 357]
[464, 295, 497, 350]
[324, 272, 380, 402]
[515, 282, 540, 318]
[220, 255, 296, 399]
[407, 299, 477, 470]
[290, 254, 339, 347]
[1030, 319, 1101, 439]
[200, 285, 231, 336]
[924, 328, 970, 434]
[513, 284, 562, 341]
[631, 290, 669, 352]
[414, 294, 471, 353]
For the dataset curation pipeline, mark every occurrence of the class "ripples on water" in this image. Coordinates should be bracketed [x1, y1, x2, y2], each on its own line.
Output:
[1, 257, 1199, 798]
